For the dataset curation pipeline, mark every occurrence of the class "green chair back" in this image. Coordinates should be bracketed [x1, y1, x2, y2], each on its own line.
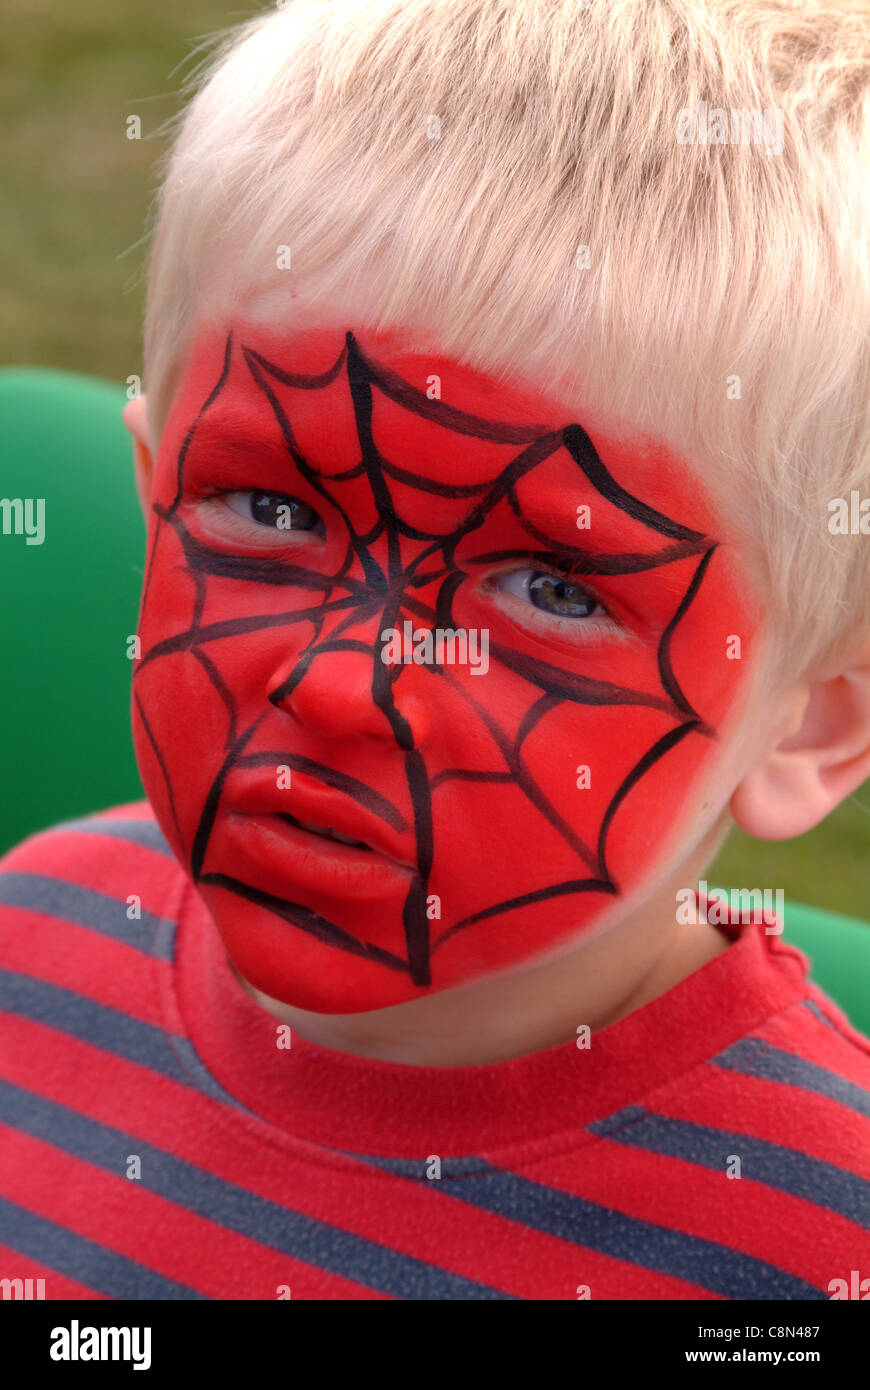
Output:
[0, 367, 144, 850]
[778, 900, 870, 1038]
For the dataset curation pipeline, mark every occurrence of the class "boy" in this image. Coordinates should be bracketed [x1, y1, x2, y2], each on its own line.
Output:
[1, 0, 869, 1300]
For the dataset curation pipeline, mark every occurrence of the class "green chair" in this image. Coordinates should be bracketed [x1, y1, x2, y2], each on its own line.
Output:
[0, 367, 145, 850]
[1, 367, 867, 1035]
[762, 899, 870, 1039]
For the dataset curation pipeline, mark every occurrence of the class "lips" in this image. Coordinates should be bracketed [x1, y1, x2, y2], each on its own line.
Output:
[216, 766, 418, 870]
[211, 811, 412, 906]
[276, 810, 370, 848]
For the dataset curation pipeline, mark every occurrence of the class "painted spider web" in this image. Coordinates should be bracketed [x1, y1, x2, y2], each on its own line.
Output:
[134, 330, 718, 987]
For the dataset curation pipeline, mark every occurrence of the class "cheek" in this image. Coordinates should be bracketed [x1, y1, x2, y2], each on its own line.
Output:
[131, 512, 262, 867]
[422, 581, 750, 984]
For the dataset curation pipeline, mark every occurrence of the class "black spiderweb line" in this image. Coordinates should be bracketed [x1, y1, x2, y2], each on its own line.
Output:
[134, 330, 719, 989]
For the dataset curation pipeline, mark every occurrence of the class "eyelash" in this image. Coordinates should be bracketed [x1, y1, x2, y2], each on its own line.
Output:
[194, 490, 325, 543]
[479, 560, 621, 641]
[195, 490, 622, 641]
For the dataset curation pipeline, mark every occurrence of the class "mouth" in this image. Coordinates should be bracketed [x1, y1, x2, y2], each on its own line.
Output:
[274, 810, 372, 850]
[220, 766, 416, 870]
[215, 807, 415, 903]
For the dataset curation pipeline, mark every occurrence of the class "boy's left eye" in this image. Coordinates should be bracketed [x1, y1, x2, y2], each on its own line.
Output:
[223, 490, 326, 534]
[491, 568, 606, 620]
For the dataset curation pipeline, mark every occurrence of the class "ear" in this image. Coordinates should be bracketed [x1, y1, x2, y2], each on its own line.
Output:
[122, 395, 155, 519]
[731, 631, 870, 840]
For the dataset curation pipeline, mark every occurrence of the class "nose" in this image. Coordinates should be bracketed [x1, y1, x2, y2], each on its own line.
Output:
[268, 640, 432, 750]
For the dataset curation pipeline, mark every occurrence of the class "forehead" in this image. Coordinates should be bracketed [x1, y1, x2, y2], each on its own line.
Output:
[163, 317, 717, 534]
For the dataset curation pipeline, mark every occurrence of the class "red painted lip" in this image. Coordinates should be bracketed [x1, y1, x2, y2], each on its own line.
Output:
[219, 767, 417, 870]
[221, 812, 414, 901]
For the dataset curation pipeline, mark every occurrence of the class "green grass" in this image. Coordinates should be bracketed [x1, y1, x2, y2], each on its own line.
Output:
[0, 0, 245, 377]
[709, 790, 870, 921]
[3, 0, 868, 920]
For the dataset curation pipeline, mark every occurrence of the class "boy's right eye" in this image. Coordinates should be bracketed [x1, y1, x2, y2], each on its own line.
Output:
[196, 489, 328, 543]
[224, 489, 326, 534]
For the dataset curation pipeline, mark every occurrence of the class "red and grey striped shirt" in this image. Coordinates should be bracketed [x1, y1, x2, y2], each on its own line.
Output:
[0, 801, 868, 1300]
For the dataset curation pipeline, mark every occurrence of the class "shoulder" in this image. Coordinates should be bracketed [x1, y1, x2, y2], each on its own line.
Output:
[694, 993, 870, 1240]
[0, 805, 194, 1153]
[711, 987, 870, 1107]
[0, 803, 186, 961]
[0, 802, 173, 876]
[580, 995, 870, 1295]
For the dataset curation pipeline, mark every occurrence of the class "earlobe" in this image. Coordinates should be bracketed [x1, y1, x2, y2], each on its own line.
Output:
[730, 745, 831, 841]
[122, 395, 155, 518]
[731, 640, 870, 840]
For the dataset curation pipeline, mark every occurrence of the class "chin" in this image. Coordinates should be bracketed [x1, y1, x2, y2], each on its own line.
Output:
[204, 882, 626, 1016]
[206, 894, 447, 1014]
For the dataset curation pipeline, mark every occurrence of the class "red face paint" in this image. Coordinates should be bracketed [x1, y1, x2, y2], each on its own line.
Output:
[132, 322, 756, 1012]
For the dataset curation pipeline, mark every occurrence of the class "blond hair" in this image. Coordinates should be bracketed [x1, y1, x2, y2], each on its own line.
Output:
[142, 0, 870, 671]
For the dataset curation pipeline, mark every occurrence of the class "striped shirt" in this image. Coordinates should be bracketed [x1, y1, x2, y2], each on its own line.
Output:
[0, 801, 868, 1300]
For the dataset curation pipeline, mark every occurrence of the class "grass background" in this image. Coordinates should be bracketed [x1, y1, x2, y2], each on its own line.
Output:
[2, 0, 867, 918]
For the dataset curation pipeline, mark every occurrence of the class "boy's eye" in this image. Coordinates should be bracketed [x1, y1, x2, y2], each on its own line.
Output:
[223, 490, 326, 535]
[492, 568, 605, 620]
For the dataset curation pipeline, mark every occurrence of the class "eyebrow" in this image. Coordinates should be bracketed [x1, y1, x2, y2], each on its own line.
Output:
[179, 353, 705, 551]
[185, 417, 290, 463]
[187, 416, 644, 522]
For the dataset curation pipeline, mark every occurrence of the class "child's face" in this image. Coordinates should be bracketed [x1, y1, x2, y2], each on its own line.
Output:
[133, 318, 757, 1012]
